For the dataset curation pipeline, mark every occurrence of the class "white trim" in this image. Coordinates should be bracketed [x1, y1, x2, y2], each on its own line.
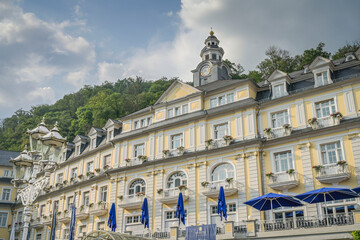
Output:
[315, 138, 346, 165]
[0, 187, 12, 201]
[168, 132, 185, 150]
[269, 147, 296, 173]
[0, 210, 10, 228]
[126, 177, 147, 195]
[207, 159, 236, 181]
[344, 90, 356, 116]
[163, 170, 188, 189]
[235, 86, 249, 101]
[267, 108, 292, 129]
[210, 120, 231, 140]
[311, 96, 338, 118]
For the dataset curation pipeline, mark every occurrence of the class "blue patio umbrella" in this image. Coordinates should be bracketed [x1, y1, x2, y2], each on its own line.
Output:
[217, 186, 227, 221]
[176, 193, 185, 226]
[108, 203, 117, 231]
[141, 198, 149, 229]
[294, 187, 359, 204]
[50, 209, 57, 240]
[244, 193, 303, 211]
[352, 186, 360, 194]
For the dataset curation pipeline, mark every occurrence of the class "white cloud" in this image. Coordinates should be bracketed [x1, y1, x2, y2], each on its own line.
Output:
[0, 1, 95, 117]
[166, 11, 173, 17]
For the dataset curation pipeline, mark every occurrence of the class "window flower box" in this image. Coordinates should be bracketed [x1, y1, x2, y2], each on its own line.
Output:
[178, 185, 187, 192]
[223, 135, 233, 146]
[263, 128, 272, 139]
[157, 189, 163, 194]
[336, 160, 347, 171]
[286, 168, 295, 175]
[201, 181, 209, 187]
[162, 150, 170, 158]
[312, 165, 324, 173]
[330, 112, 343, 125]
[205, 139, 213, 149]
[283, 124, 292, 136]
[103, 165, 111, 171]
[86, 171, 94, 178]
[177, 146, 185, 155]
[308, 118, 318, 130]
[78, 174, 84, 180]
[137, 155, 148, 163]
[94, 168, 101, 173]
[136, 192, 145, 197]
[63, 180, 68, 185]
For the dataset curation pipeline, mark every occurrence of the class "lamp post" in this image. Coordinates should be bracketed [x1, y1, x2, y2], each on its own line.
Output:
[11, 119, 65, 240]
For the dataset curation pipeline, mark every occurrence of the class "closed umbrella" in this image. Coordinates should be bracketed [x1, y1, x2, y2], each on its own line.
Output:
[50, 209, 57, 240]
[108, 203, 117, 231]
[141, 198, 149, 229]
[176, 193, 185, 226]
[217, 186, 227, 221]
[68, 196, 76, 240]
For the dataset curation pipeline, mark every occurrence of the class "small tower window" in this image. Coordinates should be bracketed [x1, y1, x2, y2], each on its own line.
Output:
[205, 55, 209, 60]
[212, 54, 216, 60]
[207, 42, 210, 46]
[212, 42, 215, 45]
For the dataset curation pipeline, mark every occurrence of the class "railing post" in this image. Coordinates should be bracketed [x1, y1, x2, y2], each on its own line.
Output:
[224, 221, 234, 237]
[246, 219, 257, 237]
[352, 210, 360, 224]
[170, 226, 179, 240]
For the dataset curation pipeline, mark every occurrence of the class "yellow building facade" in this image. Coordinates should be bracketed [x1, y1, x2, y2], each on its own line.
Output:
[13, 33, 360, 239]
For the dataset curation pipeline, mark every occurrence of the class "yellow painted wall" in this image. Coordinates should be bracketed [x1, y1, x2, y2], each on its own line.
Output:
[156, 111, 165, 121]
[190, 101, 200, 111]
[123, 123, 130, 131]
[237, 89, 248, 99]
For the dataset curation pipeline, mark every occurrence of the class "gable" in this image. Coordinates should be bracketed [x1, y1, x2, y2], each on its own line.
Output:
[267, 70, 288, 82]
[309, 56, 332, 70]
[155, 80, 201, 104]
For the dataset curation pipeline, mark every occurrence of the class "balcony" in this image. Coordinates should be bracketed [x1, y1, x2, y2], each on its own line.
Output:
[31, 220, 44, 229]
[58, 211, 71, 223]
[122, 157, 148, 167]
[202, 180, 238, 198]
[42, 215, 52, 226]
[90, 202, 108, 216]
[14, 222, 23, 232]
[76, 206, 90, 220]
[268, 172, 299, 191]
[311, 116, 339, 129]
[315, 164, 350, 184]
[158, 188, 189, 204]
[118, 195, 144, 210]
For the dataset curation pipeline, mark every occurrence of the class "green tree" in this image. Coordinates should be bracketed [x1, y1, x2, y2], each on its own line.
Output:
[224, 59, 245, 79]
[332, 41, 360, 60]
[295, 42, 331, 70]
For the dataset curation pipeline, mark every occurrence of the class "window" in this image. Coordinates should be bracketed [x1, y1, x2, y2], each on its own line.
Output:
[10, 170, 13, 177]
[274, 151, 293, 172]
[205, 54, 209, 60]
[57, 173, 63, 183]
[129, 179, 146, 196]
[86, 162, 94, 172]
[167, 109, 174, 118]
[79, 225, 87, 234]
[3, 170, 9, 177]
[141, 119, 146, 128]
[167, 172, 187, 189]
[108, 130, 114, 140]
[316, 72, 328, 86]
[100, 186, 108, 202]
[134, 121, 139, 129]
[218, 95, 226, 106]
[126, 215, 141, 224]
[103, 155, 111, 167]
[97, 222, 105, 230]
[67, 196, 74, 210]
[273, 84, 285, 98]
[212, 163, 234, 182]
[16, 211, 22, 223]
[212, 54, 216, 60]
[0, 212, 8, 227]
[175, 107, 181, 116]
[171, 134, 183, 149]
[63, 229, 69, 239]
[321, 198, 356, 217]
[321, 141, 343, 165]
[83, 191, 90, 206]
[210, 98, 217, 108]
[182, 105, 188, 114]
[40, 205, 45, 216]
[227, 93, 234, 103]
[1, 189, 10, 201]
[315, 99, 336, 118]
[271, 111, 289, 128]
[71, 168, 78, 179]
[91, 138, 96, 149]
[274, 208, 304, 220]
[76, 145, 81, 155]
[134, 144, 144, 157]
[36, 234, 42, 240]
[211, 203, 237, 214]
[165, 210, 187, 220]
[214, 123, 228, 139]
[147, 117, 153, 125]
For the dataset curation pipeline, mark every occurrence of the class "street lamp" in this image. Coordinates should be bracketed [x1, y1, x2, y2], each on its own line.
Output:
[11, 119, 66, 240]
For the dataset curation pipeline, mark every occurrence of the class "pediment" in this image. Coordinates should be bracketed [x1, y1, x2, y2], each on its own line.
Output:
[309, 56, 332, 70]
[73, 135, 89, 143]
[104, 119, 121, 129]
[155, 80, 201, 104]
[88, 127, 105, 137]
[267, 70, 290, 83]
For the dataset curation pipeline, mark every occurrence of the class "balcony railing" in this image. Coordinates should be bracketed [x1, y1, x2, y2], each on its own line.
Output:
[202, 180, 239, 198]
[76, 206, 90, 220]
[158, 188, 189, 204]
[123, 157, 148, 167]
[58, 211, 71, 223]
[316, 116, 334, 128]
[258, 213, 354, 232]
[90, 202, 108, 216]
[268, 172, 299, 191]
[118, 194, 144, 209]
[315, 164, 350, 184]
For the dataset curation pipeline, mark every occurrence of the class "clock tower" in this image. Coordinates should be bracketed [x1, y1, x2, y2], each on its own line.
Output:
[192, 30, 231, 87]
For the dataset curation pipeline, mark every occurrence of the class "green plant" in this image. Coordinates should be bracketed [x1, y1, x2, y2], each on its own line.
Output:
[125, 158, 131, 162]
[223, 135, 233, 141]
[63, 180, 68, 185]
[136, 192, 145, 197]
[178, 185, 187, 191]
[157, 189, 163, 194]
[78, 174, 83, 179]
[201, 181, 209, 187]
[330, 112, 343, 118]
[336, 160, 347, 166]
[263, 128, 272, 133]
[103, 165, 110, 170]
[283, 123, 291, 129]
[308, 117, 317, 125]
[312, 165, 324, 173]
[177, 146, 185, 151]
[137, 155, 148, 161]
[352, 231, 360, 240]
[86, 171, 94, 177]
[286, 169, 295, 175]
[265, 172, 274, 178]
[79, 205, 84, 212]
[95, 168, 101, 173]
[118, 195, 123, 200]
[205, 139, 213, 146]
[98, 201, 104, 206]
[225, 177, 233, 183]
[89, 203, 94, 208]
[162, 150, 170, 155]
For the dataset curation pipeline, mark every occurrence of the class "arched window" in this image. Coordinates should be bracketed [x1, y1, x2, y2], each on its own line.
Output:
[167, 172, 187, 189]
[212, 163, 234, 182]
[128, 179, 146, 195]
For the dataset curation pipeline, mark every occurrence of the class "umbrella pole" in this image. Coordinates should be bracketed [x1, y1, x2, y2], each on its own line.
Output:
[324, 193, 329, 226]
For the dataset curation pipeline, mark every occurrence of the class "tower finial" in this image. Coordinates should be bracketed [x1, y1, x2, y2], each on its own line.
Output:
[210, 27, 214, 36]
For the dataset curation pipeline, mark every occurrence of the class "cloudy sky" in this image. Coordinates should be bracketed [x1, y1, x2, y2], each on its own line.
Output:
[1, 0, 359, 119]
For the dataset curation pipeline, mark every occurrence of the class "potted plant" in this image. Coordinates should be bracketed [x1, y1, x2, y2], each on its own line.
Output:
[70, 177, 75, 183]
[178, 185, 187, 192]
[118, 195, 123, 201]
[283, 123, 292, 136]
[264, 128, 272, 139]
[97, 201, 104, 206]
[86, 171, 94, 178]
[205, 139, 213, 149]
[308, 117, 318, 130]
[79, 205, 84, 212]
[157, 189, 163, 194]
[89, 203, 94, 208]
[63, 180, 68, 185]
[177, 146, 185, 155]
[336, 160, 347, 171]
[286, 168, 295, 175]
[78, 174, 83, 180]
[265, 172, 274, 178]
[223, 135, 233, 146]
[312, 165, 324, 174]
[94, 168, 101, 174]
[136, 192, 145, 197]
[201, 181, 209, 187]
[138, 155, 148, 163]
[331, 112, 343, 125]
[56, 182, 63, 189]
[103, 164, 110, 171]
[162, 150, 170, 158]
[225, 177, 234, 187]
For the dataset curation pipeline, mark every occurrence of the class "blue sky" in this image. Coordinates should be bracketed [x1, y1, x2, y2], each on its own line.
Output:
[0, 0, 360, 119]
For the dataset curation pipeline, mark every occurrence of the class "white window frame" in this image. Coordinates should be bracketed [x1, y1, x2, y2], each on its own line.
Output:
[67, 196, 74, 210]
[128, 179, 146, 196]
[71, 167, 78, 179]
[269, 146, 296, 173]
[103, 154, 111, 167]
[163, 208, 188, 230]
[273, 83, 285, 98]
[1, 188, 11, 201]
[83, 191, 90, 206]
[167, 109, 174, 118]
[134, 144, 145, 158]
[213, 123, 229, 140]
[320, 141, 344, 165]
[273, 151, 294, 173]
[209, 92, 235, 109]
[271, 110, 290, 128]
[57, 173, 63, 183]
[211, 163, 234, 182]
[166, 171, 187, 189]
[0, 212, 8, 227]
[99, 186, 108, 202]
[86, 161, 94, 172]
[314, 98, 336, 118]
[3, 170, 9, 177]
[97, 221, 105, 230]
[170, 133, 184, 150]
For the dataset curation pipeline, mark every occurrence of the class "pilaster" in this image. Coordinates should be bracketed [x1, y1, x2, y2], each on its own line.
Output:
[198, 162, 207, 225]
[349, 133, 360, 185]
[247, 152, 260, 220]
[236, 155, 247, 221]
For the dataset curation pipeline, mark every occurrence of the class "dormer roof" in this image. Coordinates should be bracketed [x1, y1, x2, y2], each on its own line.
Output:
[267, 70, 291, 83]
[104, 119, 122, 129]
[88, 127, 105, 137]
[309, 56, 334, 70]
[73, 135, 90, 143]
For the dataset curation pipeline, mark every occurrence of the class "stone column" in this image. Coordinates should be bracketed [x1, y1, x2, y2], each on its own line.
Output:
[155, 171, 164, 231]
[247, 152, 261, 220]
[198, 162, 207, 225]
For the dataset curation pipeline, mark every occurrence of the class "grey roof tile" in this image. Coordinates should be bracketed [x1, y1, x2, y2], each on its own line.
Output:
[0, 150, 19, 166]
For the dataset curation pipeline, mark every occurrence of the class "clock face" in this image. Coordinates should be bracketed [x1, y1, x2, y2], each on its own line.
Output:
[200, 65, 211, 77]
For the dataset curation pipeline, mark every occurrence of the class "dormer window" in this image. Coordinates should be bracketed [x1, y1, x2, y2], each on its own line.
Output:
[273, 84, 285, 98]
[147, 117, 152, 125]
[108, 130, 114, 140]
[134, 121, 139, 129]
[140, 119, 146, 128]
[175, 107, 181, 116]
[345, 54, 355, 62]
[316, 72, 329, 86]
[167, 109, 174, 118]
